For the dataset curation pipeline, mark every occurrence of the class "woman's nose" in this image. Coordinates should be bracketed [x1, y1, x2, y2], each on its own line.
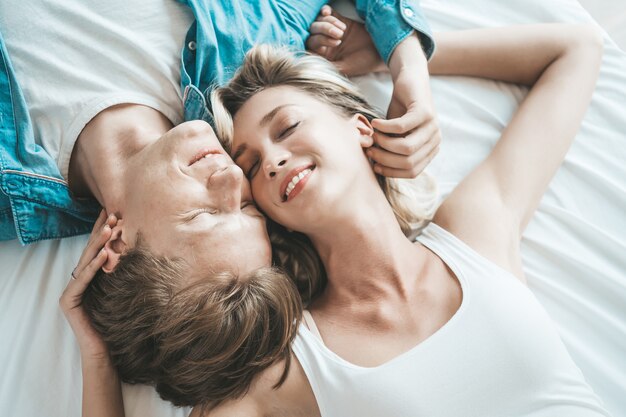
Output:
[263, 153, 289, 179]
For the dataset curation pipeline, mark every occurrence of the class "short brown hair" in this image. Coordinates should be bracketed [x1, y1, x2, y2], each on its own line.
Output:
[83, 243, 302, 409]
[83, 245, 183, 384]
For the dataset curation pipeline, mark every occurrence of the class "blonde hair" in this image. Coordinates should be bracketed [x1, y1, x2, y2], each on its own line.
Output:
[212, 45, 437, 304]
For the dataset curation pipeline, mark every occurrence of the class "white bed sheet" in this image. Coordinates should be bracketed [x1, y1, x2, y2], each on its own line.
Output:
[1, 0, 624, 416]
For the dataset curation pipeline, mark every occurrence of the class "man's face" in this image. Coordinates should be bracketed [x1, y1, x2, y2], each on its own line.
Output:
[121, 121, 271, 278]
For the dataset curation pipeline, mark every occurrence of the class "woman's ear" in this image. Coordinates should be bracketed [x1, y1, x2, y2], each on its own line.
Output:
[353, 114, 375, 148]
[102, 221, 128, 273]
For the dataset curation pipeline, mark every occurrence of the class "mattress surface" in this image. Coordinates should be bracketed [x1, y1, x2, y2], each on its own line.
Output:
[1, 0, 624, 416]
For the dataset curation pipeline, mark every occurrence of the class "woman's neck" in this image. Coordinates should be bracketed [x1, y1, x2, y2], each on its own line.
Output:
[309, 189, 427, 306]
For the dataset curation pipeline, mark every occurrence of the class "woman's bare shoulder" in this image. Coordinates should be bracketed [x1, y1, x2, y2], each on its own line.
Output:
[191, 356, 319, 417]
[433, 190, 524, 281]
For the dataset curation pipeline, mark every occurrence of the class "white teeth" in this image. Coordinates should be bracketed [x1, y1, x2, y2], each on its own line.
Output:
[284, 168, 312, 199]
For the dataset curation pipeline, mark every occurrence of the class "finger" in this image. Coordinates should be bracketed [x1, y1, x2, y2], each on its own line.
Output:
[306, 34, 342, 52]
[318, 4, 332, 18]
[89, 210, 108, 237]
[372, 110, 431, 135]
[78, 248, 108, 285]
[60, 248, 107, 311]
[373, 143, 439, 178]
[315, 14, 348, 31]
[374, 121, 438, 156]
[367, 147, 415, 171]
[105, 213, 117, 229]
[368, 133, 438, 171]
[70, 249, 108, 290]
[74, 222, 112, 276]
[309, 21, 344, 39]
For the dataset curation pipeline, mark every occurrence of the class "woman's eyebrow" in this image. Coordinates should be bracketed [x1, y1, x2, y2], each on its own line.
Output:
[232, 104, 297, 161]
[259, 104, 295, 127]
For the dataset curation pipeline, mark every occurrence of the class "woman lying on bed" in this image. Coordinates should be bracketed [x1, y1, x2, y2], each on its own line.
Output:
[62, 21, 610, 417]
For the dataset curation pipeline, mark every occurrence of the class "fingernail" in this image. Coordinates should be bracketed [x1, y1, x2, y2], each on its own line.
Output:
[331, 28, 342, 37]
[103, 224, 110, 231]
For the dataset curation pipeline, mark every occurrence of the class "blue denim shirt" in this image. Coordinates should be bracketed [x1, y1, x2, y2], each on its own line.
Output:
[0, 0, 433, 244]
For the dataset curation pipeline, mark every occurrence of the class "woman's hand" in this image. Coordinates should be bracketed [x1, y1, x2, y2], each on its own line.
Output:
[60, 210, 116, 360]
[61, 211, 126, 417]
[307, 7, 441, 178]
[370, 34, 441, 178]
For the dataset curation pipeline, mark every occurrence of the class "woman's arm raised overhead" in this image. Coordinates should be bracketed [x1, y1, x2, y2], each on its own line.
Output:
[430, 24, 603, 279]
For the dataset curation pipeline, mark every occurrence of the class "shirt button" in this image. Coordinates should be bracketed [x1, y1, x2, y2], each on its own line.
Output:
[188, 41, 197, 51]
[403, 7, 414, 18]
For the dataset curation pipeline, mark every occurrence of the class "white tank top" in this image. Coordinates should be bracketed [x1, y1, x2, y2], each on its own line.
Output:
[293, 223, 611, 417]
[0, 0, 194, 179]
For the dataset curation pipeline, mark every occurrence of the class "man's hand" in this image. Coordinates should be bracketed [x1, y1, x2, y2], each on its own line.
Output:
[59, 210, 116, 360]
[306, 5, 385, 76]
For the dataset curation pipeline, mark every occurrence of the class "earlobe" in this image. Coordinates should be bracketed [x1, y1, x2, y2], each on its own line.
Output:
[102, 223, 127, 273]
[354, 114, 375, 148]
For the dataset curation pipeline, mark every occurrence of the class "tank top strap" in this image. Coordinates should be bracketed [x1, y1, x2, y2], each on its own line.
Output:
[416, 221, 519, 284]
[302, 310, 324, 342]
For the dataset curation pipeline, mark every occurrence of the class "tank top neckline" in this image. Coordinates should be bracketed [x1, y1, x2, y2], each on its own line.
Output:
[299, 222, 471, 371]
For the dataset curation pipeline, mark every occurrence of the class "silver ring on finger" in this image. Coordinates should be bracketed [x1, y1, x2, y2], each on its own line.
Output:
[71, 268, 78, 280]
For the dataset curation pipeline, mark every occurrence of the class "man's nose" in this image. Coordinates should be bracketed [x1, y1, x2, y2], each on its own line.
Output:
[209, 165, 244, 212]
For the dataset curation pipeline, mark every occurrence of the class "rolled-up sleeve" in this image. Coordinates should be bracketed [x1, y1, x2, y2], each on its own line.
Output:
[275, 0, 328, 48]
[356, 0, 435, 63]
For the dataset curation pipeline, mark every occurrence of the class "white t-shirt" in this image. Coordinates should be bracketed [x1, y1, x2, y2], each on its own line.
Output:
[294, 223, 611, 417]
[0, 0, 194, 179]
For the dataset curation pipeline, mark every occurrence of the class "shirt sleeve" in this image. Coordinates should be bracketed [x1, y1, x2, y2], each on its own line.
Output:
[274, 0, 328, 48]
[355, 0, 435, 64]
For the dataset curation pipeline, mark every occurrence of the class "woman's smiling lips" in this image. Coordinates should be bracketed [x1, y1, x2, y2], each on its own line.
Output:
[280, 165, 315, 202]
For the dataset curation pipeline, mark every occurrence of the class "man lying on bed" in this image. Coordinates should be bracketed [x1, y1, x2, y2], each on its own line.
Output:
[0, 0, 439, 406]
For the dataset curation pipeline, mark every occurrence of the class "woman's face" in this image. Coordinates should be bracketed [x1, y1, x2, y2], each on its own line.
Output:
[231, 86, 375, 233]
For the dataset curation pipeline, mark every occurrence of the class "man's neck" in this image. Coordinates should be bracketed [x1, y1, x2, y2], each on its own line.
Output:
[68, 104, 173, 214]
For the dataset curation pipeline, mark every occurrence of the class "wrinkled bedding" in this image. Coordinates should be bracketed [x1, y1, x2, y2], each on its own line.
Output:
[1, 0, 624, 415]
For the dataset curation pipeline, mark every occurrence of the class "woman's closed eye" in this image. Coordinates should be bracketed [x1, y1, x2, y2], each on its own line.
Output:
[278, 121, 300, 139]
[244, 122, 299, 179]
[245, 157, 260, 179]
